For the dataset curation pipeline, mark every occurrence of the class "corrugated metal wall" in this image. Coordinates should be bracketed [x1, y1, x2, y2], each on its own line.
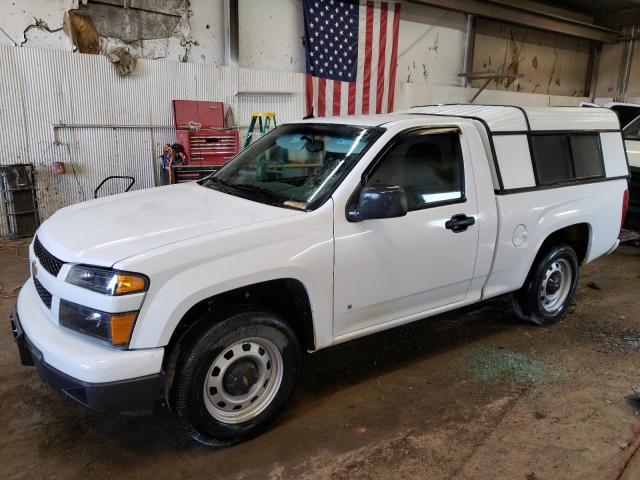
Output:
[0, 46, 306, 237]
[0, 45, 585, 237]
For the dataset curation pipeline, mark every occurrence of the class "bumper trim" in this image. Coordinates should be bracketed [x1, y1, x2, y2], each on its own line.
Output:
[12, 309, 162, 414]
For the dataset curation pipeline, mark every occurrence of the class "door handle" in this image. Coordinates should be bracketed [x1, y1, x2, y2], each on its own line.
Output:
[445, 214, 475, 233]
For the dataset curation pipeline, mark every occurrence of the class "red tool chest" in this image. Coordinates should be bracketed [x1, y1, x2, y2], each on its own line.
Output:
[173, 100, 224, 129]
[175, 129, 240, 167]
[172, 100, 240, 169]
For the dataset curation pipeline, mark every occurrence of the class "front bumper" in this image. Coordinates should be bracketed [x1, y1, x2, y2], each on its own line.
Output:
[11, 309, 162, 414]
[12, 279, 165, 414]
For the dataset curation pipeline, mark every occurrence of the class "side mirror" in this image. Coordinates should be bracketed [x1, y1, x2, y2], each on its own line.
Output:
[347, 185, 408, 222]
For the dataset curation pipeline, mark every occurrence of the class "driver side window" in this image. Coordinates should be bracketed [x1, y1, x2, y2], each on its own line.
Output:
[366, 130, 465, 211]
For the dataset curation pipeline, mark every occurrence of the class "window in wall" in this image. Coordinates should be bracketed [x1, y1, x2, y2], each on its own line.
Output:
[531, 133, 604, 185]
[367, 130, 464, 210]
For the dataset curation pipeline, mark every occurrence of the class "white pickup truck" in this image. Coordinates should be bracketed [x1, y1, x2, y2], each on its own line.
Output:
[11, 105, 630, 446]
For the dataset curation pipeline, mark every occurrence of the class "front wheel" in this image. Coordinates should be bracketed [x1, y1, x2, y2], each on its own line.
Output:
[165, 307, 300, 447]
[512, 244, 579, 326]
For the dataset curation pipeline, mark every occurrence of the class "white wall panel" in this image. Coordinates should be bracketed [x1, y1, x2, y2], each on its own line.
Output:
[238, 0, 306, 73]
[396, 3, 466, 86]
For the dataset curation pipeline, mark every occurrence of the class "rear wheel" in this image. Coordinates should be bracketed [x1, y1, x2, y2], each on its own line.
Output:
[166, 307, 300, 447]
[512, 244, 579, 326]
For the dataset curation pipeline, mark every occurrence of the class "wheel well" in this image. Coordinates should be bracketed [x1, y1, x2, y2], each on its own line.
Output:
[164, 279, 315, 366]
[537, 223, 590, 264]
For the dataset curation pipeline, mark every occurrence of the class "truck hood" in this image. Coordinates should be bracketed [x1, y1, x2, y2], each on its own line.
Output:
[37, 183, 303, 266]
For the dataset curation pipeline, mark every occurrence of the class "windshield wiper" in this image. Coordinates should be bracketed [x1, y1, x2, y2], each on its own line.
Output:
[204, 176, 230, 193]
[228, 183, 286, 205]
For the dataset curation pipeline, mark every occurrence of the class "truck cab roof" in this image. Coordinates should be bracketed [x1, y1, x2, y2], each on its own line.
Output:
[301, 104, 622, 133]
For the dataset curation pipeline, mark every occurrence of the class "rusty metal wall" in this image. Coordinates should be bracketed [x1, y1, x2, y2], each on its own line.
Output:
[0, 45, 306, 237]
[473, 18, 592, 97]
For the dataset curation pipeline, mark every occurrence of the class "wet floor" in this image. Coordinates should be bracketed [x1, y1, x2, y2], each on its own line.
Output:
[1, 241, 640, 479]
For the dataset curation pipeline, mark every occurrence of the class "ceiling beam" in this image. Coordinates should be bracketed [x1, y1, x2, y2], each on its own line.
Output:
[599, 8, 640, 28]
[410, 0, 619, 43]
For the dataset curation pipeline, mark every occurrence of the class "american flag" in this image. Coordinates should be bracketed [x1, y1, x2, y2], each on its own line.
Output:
[303, 0, 401, 117]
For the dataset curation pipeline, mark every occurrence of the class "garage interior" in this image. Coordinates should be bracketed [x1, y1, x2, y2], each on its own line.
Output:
[1, 0, 640, 479]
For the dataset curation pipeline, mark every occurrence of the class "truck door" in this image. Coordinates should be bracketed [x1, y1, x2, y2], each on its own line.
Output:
[333, 128, 480, 337]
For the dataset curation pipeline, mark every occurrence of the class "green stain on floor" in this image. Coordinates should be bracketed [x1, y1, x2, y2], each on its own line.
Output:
[466, 346, 564, 385]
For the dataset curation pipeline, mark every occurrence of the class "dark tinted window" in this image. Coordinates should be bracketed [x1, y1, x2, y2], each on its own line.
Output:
[570, 135, 604, 178]
[623, 115, 640, 141]
[531, 133, 604, 185]
[531, 135, 573, 184]
[610, 105, 640, 128]
[367, 131, 463, 210]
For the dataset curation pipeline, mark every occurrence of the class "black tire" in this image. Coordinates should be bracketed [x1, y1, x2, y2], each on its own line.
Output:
[165, 306, 300, 447]
[512, 243, 579, 326]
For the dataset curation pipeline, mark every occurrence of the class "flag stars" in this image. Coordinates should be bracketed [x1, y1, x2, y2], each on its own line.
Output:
[304, 0, 358, 83]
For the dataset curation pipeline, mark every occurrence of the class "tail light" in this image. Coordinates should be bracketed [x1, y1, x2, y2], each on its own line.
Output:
[621, 189, 629, 229]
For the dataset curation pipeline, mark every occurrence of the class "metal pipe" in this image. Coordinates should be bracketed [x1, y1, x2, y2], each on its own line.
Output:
[224, 0, 239, 66]
[615, 25, 637, 102]
[51, 123, 174, 144]
[234, 91, 295, 96]
[586, 42, 601, 102]
[461, 14, 476, 88]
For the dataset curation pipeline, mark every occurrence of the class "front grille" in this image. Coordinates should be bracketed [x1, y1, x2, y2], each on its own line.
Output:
[33, 236, 64, 277]
[33, 277, 52, 309]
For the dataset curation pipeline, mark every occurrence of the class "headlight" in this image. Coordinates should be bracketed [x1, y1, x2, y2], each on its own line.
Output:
[59, 300, 137, 347]
[66, 266, 148, 295]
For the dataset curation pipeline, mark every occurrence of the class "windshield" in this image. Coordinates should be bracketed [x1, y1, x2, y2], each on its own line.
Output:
[201, 124, 382, 210]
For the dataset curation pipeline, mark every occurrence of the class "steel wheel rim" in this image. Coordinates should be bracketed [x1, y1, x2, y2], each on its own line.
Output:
[203, 337, 284, 424]
[539, 258, 572, 314]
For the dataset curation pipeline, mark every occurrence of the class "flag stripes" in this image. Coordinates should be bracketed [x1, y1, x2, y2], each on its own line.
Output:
[304, 0, 401, 117]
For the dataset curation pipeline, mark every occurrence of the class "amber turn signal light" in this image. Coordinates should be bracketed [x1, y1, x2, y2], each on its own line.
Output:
[109, 312, 138, 345]
[113, 274, 148, 295]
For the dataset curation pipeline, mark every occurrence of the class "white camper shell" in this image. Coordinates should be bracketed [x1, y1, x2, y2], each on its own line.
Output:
[402, 105, 630, 192]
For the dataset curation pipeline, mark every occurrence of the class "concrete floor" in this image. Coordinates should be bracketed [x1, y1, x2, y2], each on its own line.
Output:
[1, 241, 640, 480]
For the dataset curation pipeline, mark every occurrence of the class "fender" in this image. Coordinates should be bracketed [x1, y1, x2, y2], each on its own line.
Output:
[482, 179, 624, 299]
[116, 202, 336, 350]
